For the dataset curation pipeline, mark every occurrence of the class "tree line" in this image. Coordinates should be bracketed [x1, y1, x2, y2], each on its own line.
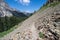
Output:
[0, 16, 27, 32]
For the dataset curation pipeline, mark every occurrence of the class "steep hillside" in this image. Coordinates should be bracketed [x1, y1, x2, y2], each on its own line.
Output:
[0, 2, 60, 40]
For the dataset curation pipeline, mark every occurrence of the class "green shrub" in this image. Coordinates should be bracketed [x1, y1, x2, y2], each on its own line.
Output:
[39, 32, 44, 38]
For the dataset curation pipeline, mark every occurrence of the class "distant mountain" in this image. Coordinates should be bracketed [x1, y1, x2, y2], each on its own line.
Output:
[9, 10, 27, 17]
[22, 12, 33, 16]
[0, 0, 27, 17]
[0, 0, 13, 17]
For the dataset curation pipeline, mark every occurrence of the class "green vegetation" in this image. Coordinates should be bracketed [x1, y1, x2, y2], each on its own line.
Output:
[0, 25, 17, 37]
[39, 32, 44, 38]
[49, 2, 60, 7]
[0, 16, 27, 37]
[38, 1, 60, 13]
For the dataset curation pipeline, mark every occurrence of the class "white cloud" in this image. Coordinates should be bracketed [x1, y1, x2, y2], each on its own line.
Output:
[20, 0, 30, 5]
[24, 10, 30, 13]
[15, 0, 30, 6]
[23, 0, 30, 3]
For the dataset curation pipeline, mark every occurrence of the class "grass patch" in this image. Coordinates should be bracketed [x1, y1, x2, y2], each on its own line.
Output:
[49, 2, 60, 7]
[39, 32, 44, 38]
[37, 1, 60, 13]
[0, 23, 21, 38]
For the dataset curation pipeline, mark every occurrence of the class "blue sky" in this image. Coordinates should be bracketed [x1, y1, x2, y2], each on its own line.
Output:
[5, 0, 47, 13]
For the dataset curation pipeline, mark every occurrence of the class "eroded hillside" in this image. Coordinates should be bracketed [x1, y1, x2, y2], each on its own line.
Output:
[0, 2, 60, 40]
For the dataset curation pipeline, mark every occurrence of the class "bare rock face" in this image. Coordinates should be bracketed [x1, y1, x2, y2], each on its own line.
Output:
[35, 10, 60, 40]
[0, 0, 13, 17]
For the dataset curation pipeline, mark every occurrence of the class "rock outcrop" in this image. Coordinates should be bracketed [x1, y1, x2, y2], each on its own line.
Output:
[0, 0, 13, 17]
[35, 10, 60, 40]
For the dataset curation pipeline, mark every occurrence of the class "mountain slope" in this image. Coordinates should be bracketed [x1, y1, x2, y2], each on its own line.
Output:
[0, 2, 60, 40]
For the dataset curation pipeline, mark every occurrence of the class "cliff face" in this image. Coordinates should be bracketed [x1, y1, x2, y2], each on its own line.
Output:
[0, 2, 60, 40]
[0, 0, 13, 17]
